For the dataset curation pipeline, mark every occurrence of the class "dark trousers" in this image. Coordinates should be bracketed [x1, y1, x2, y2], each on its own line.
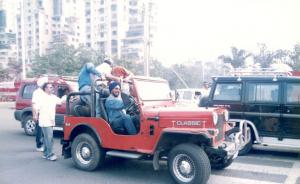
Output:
[35, 120, 43, 148]
[113, 114, 137, 135]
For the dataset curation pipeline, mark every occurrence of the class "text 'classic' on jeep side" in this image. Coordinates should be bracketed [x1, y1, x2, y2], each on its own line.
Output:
[61, 76, 242, 184]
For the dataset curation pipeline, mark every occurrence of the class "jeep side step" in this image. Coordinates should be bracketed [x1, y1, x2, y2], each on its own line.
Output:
[106, 150, 143, 159]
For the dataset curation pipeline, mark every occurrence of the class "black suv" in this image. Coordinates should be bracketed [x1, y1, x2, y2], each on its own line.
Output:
[200, 75, 300, 155]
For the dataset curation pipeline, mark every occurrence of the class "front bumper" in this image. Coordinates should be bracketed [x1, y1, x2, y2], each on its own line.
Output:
[206, 127, 242, 160]
[14, 110, 22, 121]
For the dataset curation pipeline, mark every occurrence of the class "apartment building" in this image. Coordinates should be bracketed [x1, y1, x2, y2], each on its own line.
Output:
[13, 0, 155, 66]
[0, 0, 18, 68]
[122, 0, 156, 63]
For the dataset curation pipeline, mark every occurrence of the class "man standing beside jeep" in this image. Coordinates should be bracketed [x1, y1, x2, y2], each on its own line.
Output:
[32, 76, 48, 152]
[38, 82, 66, 161]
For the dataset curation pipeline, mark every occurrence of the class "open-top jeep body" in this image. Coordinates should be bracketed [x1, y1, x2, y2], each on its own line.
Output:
[62, 76, 241, 184]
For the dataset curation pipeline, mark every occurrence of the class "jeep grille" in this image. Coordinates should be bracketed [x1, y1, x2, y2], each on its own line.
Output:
[216, 114, 224, 141]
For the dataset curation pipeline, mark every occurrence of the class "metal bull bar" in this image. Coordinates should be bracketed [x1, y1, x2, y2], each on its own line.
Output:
[228, 119, 259, 151]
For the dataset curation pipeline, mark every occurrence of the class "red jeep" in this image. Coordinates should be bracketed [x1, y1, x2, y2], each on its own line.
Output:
[14, 76, 78, 135]
[62, 76, 242, 184]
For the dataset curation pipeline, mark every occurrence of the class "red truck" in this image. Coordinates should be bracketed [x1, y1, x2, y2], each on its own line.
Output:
[62, 76, 242, 184]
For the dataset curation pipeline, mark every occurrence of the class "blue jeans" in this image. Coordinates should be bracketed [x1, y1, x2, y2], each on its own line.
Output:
[79, 85, 100, 117]
[112, 114, 137, 135]
[35, 120, 43, 148]
[41, 126, 54, 157]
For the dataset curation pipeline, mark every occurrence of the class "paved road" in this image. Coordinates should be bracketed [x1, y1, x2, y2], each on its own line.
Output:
[0, 102, 299, 184]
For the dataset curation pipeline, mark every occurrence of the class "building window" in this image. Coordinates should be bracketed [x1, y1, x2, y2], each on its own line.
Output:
[111, 4, 117, 11]
[111, 21, 117, 27]
[99, 8, 104, 14]
[111, 40, 117, 46]
[27, 16, 31, 21]
[112, 30, 117, 35]
[112, 14, 117, 19]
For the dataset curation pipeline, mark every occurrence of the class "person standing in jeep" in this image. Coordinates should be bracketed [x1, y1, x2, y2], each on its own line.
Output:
[78, 62, 102, 117]
[32, 76, 48, 152]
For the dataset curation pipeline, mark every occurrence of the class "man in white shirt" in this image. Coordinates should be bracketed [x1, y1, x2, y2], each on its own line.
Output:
[96, 58, 120, 83]
[37, 82, 66, 161]
[32, 76, 48, 152]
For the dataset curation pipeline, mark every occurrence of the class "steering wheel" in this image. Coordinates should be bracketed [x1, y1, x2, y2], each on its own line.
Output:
[122, 93, 138, 115]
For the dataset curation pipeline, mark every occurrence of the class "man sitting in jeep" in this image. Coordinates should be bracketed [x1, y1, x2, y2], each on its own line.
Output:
[105, 82, 137, 135]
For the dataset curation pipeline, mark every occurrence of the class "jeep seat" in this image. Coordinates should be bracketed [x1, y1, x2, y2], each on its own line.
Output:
[70, 98, 90, 117]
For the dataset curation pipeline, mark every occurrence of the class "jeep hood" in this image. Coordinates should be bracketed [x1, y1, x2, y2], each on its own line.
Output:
[143, 106, 217, 128]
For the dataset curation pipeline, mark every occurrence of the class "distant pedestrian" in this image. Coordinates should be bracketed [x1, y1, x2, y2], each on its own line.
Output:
[32, 76, 48, 152]
[37, 83, 66, 161]
[200, 81, 210, 97]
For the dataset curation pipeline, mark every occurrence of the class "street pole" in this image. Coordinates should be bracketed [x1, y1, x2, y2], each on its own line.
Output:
[143, 0, 150, 77]
[20, 0, 26, 79]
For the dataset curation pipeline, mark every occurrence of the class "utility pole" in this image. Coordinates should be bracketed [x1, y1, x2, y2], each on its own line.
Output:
[20, 0, 26, 79]
[143, 0, 152, 77]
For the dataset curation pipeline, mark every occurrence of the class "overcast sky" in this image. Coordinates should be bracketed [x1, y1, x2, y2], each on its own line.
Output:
[151, 0, 300, 66]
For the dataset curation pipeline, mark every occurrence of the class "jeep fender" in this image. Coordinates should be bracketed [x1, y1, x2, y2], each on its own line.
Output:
[151, 130, 212, 171]
[229, 119, 260, 144]
[154, 129, 212, 154]
[62, 123, 103, 159]
[68, 123, 103, 145]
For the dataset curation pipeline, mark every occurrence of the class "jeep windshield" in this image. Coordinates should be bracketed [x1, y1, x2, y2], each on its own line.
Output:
[135, 79, 172, 101]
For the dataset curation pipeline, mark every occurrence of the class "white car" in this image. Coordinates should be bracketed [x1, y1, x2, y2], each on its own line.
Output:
[175, 88, 202, 106]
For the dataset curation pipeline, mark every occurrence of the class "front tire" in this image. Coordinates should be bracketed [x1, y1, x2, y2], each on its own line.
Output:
[23, 115, 36, 136]
[211, 157, 233, 170]
[168, 144, 211, 184]
[71, 133, 105, 171]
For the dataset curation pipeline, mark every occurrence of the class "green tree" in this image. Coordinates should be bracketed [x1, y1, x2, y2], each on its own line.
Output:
[29, 44, 103, 77]
[218, 47, 251, 68]
[291, 44, 300, 70]
[7, 59, 22, 80]
[0, 64, 9, 81]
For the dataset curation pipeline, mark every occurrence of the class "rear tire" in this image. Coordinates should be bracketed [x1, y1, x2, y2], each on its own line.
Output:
[168, 144, 211, 184]
[71, 133, 105, 171]
[23, 115, 36, 136]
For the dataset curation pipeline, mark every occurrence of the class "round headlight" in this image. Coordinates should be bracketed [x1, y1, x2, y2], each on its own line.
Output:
[224, 110, 229, 121]
[212, 112, 218, 125]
